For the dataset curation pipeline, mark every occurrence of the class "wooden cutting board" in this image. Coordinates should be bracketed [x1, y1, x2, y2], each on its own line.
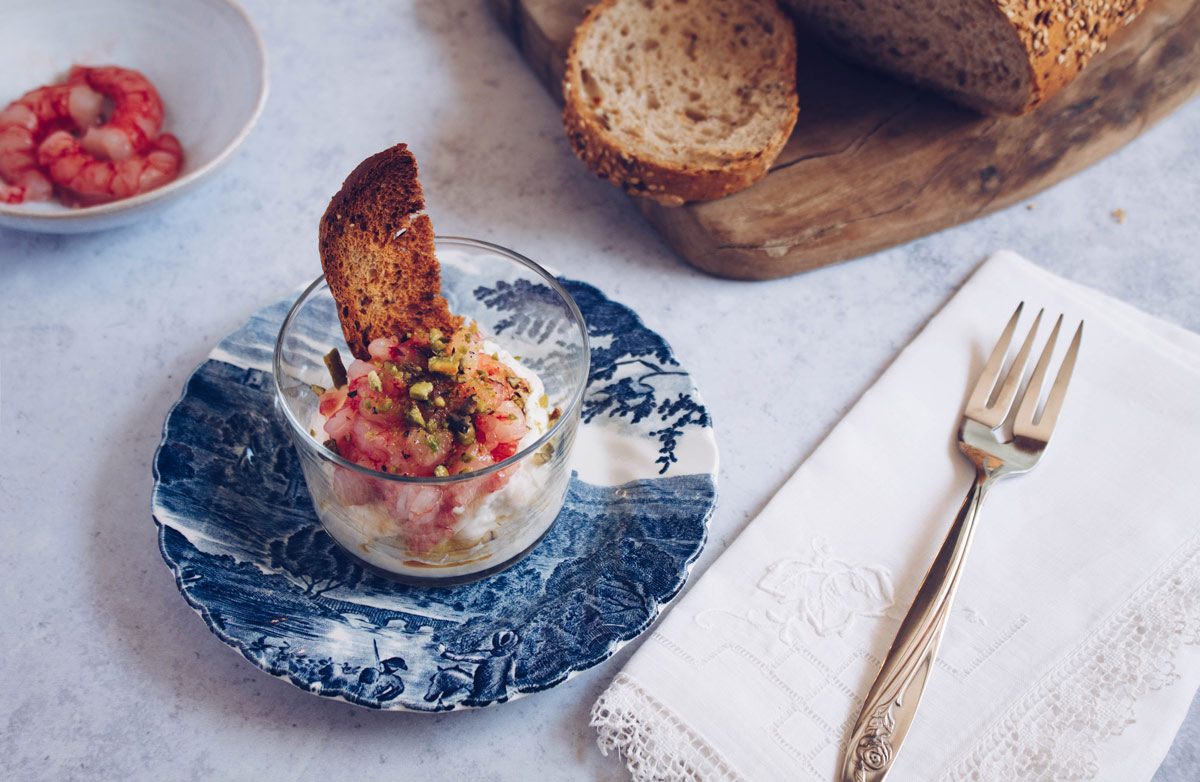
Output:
[489, 0, 1200, 280]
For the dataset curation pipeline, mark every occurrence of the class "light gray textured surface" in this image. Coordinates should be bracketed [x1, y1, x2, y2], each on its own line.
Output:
[0, 1, 1197, 780]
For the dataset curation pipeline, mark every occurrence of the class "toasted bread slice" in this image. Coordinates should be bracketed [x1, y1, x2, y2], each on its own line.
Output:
[562, 0, 799, 206]
[319, 144, 462, 360]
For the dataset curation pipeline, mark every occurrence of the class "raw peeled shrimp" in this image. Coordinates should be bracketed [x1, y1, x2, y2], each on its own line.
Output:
[0, 79, 103, 203]
[37, 130, 182, 205]
[68, 66, 164, 161]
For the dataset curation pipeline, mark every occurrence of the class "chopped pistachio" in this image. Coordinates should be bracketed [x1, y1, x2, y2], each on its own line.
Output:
[424, 419, 440, 434]
[405, 403, 426, 428]
[409, 380, 434, 400]
[434, 465, 449, 478]
[323, 348, 348, 388]
[539, 394, 549, 408]
[365, 397, 394, 415]
[507, 413, 518, 420]
[506, 376, 522, 388]
[382, 360, 402, 378]
[461, 452, 473, 463]
[433, 396, 446, 408]
[429, 327, 443, 342]
[367, 370, 383, 392]
[533, 443, 555, 466]
[424, 433, 439, 452]
[310, 383, 327, 396]
[428, 356, 459, 375]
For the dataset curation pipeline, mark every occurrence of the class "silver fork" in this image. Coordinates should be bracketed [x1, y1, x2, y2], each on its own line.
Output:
[840, 303, 1083, 782]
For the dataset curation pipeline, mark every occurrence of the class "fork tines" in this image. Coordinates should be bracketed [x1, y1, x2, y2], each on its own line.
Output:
[965, 303, 1083, 440]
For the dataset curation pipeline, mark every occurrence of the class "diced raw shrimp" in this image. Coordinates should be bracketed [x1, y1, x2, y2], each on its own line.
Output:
[399, 510, 459, 553]
[444, 476, 484, 510]
[484, 466, 514, 494]
[490, 441, 519, 462]
[383, 482, 440, 520]
[323, 404, 356, 441]
[345, 359, 376, 384]
[356, 391, 403, 426]
[379, 484, 458, 552]
[367, 336, 399, 362]
[318, 386, 348, 418]
[351, 416, 393, 465]
[403, 429, 452, 471]
[332, 466, 378, 506]
[392, 341, 426, 367]
[476, 400, 527, 446]
[447, 443, 495, 477]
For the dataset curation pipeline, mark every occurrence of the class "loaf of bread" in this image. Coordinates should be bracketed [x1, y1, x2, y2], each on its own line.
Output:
[562, 0, 799, 206]
[319, 144, 462, 361]
[779, 0, 1149, 115]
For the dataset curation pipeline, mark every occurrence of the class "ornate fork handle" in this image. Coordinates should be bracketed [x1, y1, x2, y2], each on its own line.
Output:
[840, 305, 1081, 781]
[841, 472, 993, 782]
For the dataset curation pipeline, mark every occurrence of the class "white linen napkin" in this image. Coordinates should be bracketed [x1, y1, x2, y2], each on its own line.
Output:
[591, 250, 1200, 782]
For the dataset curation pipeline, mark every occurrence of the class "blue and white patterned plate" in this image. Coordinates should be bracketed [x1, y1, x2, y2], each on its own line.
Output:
[152, 277, 718, 711]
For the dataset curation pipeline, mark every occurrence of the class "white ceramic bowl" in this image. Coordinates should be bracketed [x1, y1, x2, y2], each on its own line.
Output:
[0, 0, 268, 233]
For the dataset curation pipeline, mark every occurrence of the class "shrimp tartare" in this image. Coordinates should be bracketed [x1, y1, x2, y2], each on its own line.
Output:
[312, 324, 556, 559]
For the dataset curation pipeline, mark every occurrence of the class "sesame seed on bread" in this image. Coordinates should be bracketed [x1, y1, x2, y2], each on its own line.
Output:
[319, 144, 462, 361]
[779, 0, 1151, 115]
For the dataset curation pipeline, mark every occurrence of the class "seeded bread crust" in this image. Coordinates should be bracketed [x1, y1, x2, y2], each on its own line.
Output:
[562, 0, 799, 207]
[781, 0, 1149, 115]
[319, 144, 462, 361]
[997, 0, 1148, 114]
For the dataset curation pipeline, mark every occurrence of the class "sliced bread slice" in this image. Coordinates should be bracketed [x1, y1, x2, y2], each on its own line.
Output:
[563, 0, 799, 207]
[779, 0, 1150, 115]
[319, 144, 462, 361]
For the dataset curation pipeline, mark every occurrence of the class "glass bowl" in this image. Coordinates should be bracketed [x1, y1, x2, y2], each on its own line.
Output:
[273, 237, 590, 585]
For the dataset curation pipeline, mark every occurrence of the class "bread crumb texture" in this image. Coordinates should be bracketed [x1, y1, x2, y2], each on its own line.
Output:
[319, 144, 462, 361]
[563, 0, 799, 205]
[779, 0, 1148, 115]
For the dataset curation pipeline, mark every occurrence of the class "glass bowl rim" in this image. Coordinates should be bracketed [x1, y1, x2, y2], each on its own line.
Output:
[271, 235, 591, 485]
